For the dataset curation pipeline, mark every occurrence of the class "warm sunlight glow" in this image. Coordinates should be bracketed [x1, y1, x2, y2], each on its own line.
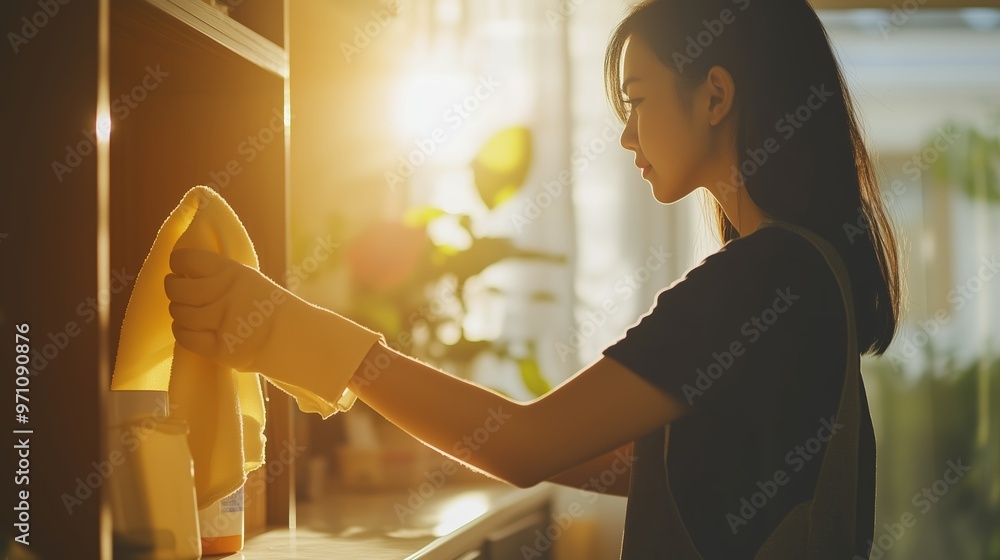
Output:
[96, 113, 112, 141]
[431, 172, 478, 214]
[427, 214, 473, 250]
[436, 0, 461, 24]
[392, 71, 465, 141]
[431, 493, 490, 537]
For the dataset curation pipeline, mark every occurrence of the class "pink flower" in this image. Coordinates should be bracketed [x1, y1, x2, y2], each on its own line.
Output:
[346, 222, 429, 291]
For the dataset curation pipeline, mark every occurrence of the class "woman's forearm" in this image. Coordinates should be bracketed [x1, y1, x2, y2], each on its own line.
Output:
[546, 443, 633, 497]
[345, 339, 688, 490]
[347, 340, 538, 487]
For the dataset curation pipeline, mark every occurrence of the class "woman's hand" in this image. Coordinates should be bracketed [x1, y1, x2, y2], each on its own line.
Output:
[164, 247, 384, 415]
[164, 248, 292, 371]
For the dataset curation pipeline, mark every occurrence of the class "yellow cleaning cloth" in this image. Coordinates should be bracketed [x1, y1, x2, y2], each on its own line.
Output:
[110, 186, 358, 508]
[111, 186, 263, 508]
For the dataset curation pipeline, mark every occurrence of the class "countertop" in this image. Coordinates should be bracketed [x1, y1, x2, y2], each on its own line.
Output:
[211, 480, 554, 559]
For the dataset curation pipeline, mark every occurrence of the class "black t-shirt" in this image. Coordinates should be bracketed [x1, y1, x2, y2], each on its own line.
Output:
[603, 225, 876, 559]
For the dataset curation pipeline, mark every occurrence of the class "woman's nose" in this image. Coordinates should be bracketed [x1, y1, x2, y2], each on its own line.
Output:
[620, 114, 637, 152]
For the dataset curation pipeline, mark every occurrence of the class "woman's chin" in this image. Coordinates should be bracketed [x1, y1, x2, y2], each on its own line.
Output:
[648, 175, 696, 205]
[650, 183, 684, 205]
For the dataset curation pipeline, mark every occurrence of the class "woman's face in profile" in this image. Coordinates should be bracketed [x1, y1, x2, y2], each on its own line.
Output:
[619, 36, 712, 205]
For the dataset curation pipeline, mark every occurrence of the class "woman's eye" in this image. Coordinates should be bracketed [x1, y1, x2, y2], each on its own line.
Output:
[623, 98, 643, 120]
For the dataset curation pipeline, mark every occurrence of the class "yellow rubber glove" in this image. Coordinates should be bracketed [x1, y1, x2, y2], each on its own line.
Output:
[164, 248, 382, 417]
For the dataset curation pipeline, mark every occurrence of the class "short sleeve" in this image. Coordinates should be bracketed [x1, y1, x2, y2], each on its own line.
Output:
[602, 228, 809, 411]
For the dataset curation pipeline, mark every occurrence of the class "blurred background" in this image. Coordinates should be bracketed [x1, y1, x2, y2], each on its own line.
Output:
[285, 1, 1000, 558]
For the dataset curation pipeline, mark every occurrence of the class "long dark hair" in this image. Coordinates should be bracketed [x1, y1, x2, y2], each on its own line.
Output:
[604, 0, 902, 356]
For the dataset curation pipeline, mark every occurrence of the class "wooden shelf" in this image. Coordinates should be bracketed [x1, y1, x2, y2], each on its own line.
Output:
[143, 0, 287, 78]
[3, 0, 291, 555]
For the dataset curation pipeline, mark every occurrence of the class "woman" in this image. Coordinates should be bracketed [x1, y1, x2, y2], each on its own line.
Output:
[165, 0, 902, 557]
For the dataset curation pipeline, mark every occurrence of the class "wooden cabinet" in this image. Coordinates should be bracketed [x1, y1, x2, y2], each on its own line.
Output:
[3, 1, 293, 557]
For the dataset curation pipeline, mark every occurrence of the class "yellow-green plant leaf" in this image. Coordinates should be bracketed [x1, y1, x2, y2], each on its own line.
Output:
[518, 357, 551, 398]
[472, 126, 533, 209]
[404, 206, 448, 228]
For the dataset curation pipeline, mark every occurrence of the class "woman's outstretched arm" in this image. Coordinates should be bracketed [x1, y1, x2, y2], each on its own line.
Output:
[348, 341, 690, 488]
[163, 248, 684, 487]
[161, 247, 687, 486]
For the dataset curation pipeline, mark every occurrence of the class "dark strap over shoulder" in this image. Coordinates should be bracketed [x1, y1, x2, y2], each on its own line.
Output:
[634, 218, 862, 560]
[758, 219, 861, 559]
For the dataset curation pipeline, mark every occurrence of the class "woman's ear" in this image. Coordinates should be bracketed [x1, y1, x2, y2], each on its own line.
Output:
[703, 65, 736, 127]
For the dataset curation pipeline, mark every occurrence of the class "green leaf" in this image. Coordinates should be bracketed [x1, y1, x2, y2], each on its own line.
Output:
[404, 206, 448, 228]
[434, 237, 566, 282]
[518, 357, 551, 398]
[445, 338, 493, 364]
[472, 126, 534, 209]
[927, 122, 1000, 204]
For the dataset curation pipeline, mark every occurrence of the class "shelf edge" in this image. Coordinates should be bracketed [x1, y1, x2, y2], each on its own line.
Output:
[142, 0, 288, 78]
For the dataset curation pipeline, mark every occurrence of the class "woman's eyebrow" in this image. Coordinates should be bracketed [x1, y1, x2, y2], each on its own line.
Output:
[621, 76, 641, 94]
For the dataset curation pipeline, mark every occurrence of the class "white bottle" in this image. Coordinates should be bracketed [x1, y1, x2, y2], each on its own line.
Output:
[199, 485, 245, 555]
[106, 390, 201, 559]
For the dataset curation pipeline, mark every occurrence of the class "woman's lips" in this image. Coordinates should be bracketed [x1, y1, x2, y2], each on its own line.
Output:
[640, 165, 652, 178]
